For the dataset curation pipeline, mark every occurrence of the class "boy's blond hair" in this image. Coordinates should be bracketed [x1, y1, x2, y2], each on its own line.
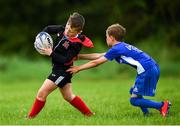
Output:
[68, 12, 85, 32]
[106, 23, 126, 41]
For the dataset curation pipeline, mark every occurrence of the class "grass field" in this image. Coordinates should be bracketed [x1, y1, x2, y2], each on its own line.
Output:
[0, 77, 180, 125]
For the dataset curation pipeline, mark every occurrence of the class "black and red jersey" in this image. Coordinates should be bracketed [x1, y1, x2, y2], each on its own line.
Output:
[43, 25, 93, 70]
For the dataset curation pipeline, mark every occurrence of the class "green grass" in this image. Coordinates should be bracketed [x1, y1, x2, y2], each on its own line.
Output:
[0, 77, 180, 125]
[0, 56, 180, 124]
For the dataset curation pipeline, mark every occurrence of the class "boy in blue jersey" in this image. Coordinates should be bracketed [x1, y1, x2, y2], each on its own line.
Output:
[67, 23, 171, 117]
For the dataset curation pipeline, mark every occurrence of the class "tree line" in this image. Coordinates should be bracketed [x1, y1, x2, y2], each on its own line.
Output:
[0, 0, 179, 57]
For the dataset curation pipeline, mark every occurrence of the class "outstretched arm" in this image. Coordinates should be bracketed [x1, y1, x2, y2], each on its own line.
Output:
[77, 53, 105, 60]
[66, 56, 108, 74]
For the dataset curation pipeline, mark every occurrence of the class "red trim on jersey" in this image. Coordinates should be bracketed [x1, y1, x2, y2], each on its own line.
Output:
[82, 36, 94, 48]
[68, 37, 82, 43]
[68, 36, 94, 48]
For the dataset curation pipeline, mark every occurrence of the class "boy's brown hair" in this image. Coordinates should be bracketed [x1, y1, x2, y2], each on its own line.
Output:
[106, 23, 126, 41]
[68, 12, 85, 32]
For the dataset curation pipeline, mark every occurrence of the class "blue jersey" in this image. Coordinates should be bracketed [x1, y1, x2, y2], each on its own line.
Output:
[104, 42, 157, 74]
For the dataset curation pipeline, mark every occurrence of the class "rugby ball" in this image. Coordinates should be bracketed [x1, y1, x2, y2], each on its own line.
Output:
[34, 32, 53, 54]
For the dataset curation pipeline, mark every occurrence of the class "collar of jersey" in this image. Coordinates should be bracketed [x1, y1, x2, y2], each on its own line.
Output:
[63, 34, 80, 39]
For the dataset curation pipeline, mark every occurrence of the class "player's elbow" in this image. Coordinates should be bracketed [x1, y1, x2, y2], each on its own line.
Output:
[91, 60, 100, 67]
[93, 53, 104, 60]
[95, 54, 101, 59]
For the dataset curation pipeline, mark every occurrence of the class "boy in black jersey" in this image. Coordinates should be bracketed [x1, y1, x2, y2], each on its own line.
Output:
[28, 12, 95, 118]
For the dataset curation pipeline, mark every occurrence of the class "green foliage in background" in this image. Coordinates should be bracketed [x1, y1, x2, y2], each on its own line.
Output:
[0, 0, 180, 60]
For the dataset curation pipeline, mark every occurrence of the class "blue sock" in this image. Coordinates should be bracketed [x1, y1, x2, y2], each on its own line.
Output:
[137, 96, 149, 114]
[130, 97, 163, 110]
[140, 107, 149, 114]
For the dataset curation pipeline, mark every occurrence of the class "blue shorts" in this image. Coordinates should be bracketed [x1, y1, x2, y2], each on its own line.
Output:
[130, 64, 160, 96]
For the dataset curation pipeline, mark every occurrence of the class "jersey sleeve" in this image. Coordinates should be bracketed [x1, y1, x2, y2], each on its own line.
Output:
[104, 47, 119, 61]
[43, 25, 65, 34]
[105, 43, 132, 61]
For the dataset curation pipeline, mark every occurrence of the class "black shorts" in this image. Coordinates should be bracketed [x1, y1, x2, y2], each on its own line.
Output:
[47, 70, 72, 88]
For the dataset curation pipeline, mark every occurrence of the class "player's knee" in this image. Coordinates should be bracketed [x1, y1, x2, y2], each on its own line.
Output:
[62, 95, 68, 101]
[37, 90, 48, 101]
[63, 94, 75, 102]
[63, 95, 71, 102]
[130, 97, 138, 106]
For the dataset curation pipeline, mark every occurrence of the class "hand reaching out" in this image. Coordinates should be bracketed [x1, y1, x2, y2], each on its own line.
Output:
[66, 66, 80, 74]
